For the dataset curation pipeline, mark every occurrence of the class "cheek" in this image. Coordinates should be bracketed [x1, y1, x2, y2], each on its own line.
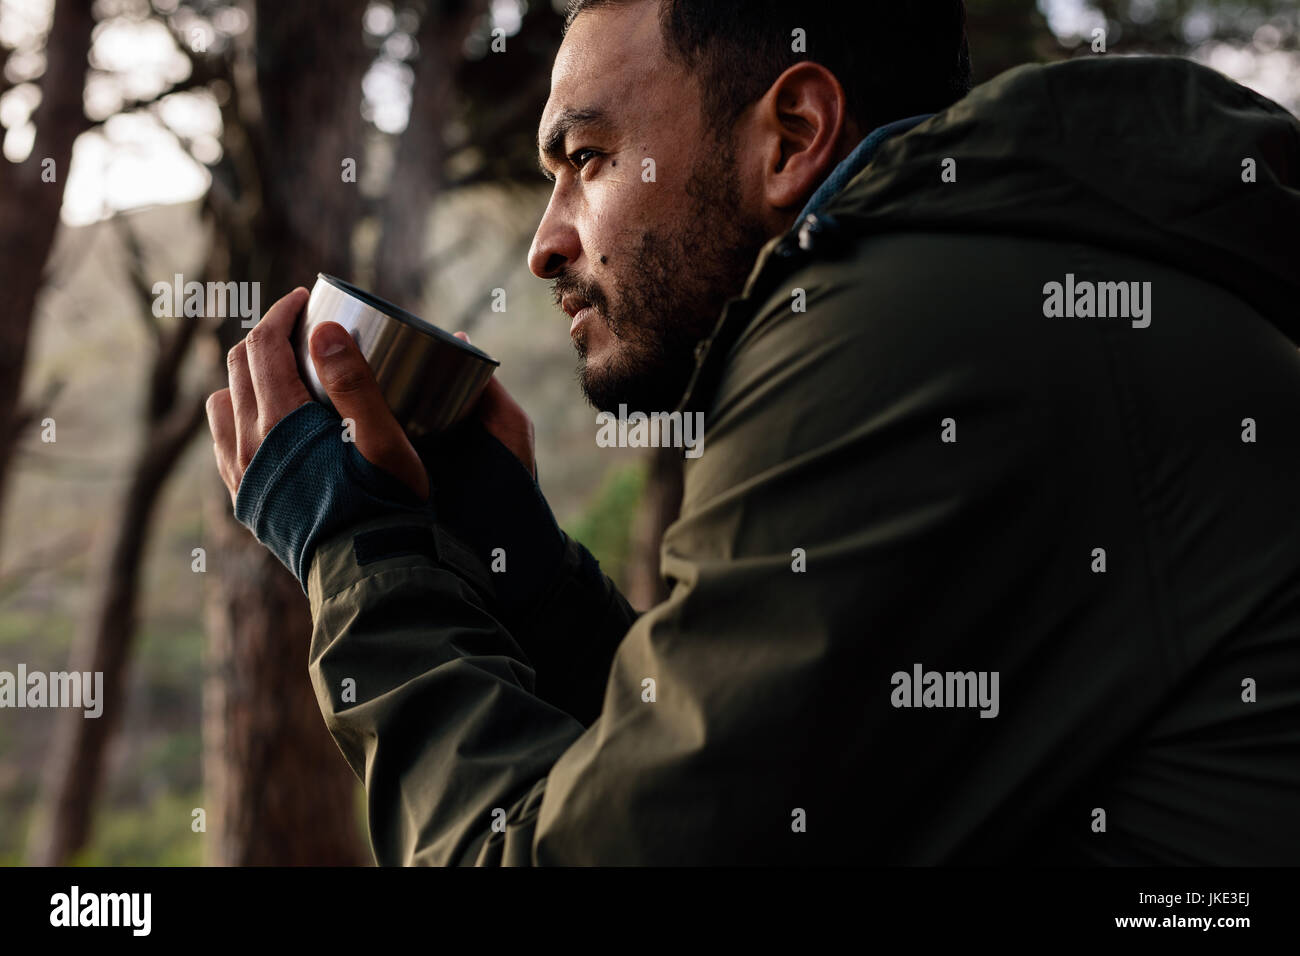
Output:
[583, 170, 670, 264]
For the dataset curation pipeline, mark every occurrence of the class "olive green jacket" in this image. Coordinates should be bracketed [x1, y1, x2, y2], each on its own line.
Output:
[306, 57, 1300, 864]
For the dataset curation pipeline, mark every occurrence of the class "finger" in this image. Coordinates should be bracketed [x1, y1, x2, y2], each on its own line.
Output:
[226, 340, 259, 472]
[473, 376, 514, 420]
[206, 387, 235, 449]
[205, 389, 239, 499]
[310, 321, 429, 500]
[470, 376, 536, 477]
[246, 287, 313, 432]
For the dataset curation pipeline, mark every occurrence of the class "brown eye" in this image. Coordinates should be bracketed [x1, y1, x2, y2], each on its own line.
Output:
[569, 148, 599, 171]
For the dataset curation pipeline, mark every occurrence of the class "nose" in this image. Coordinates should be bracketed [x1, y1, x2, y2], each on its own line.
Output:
[528, 191, 582, 279]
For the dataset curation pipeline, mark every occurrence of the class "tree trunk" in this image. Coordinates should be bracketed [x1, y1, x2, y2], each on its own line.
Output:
[966, 0, 1051, 83]
[0, 0, 94, 524]
[193, 0, 374, 865]
[200, 490, 366, 865]
[373, 0, 488, 308]
[249, 0, 370, 292]
[26, 393, 209, 865]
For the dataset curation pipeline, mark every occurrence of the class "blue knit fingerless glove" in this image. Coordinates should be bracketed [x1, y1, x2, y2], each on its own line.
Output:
[234, 401, 430, 590]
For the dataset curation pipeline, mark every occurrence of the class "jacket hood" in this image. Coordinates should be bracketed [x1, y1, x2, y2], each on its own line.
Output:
[829, 56, 1300, 344]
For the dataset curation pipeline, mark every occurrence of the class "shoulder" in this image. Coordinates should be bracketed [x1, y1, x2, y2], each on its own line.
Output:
[679, 224, 1124, 513]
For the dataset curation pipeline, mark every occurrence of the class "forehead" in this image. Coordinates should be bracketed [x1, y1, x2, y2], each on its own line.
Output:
[539, 3, 686, 144]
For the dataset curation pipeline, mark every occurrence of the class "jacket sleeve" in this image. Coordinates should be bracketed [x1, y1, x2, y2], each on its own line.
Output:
[511, 528, 639, 728]
[416, 422, 640, 727]
[306, 233, 1162, 865]
[305, 300, 872, 863]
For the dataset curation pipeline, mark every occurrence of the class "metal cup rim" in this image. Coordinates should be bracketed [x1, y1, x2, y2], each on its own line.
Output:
[315, 273, 500, 368]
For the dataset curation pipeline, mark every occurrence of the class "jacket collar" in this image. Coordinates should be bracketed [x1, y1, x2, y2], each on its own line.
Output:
[797, 113, 934, 222]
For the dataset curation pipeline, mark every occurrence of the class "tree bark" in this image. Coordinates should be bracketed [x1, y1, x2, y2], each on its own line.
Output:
[201, 495, 365, 865]
[193, 0, 375, 865]
[373, 0, 488, 309]
[966, 0, 1052, 82]
[24, 207, 216, 864]
[249, 0, 370, 292]
[27, 389, 209, 865]
[0, 0, 94, 525]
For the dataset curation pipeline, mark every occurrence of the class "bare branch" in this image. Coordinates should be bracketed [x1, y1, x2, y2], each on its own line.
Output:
[156, 385, 211, 458]
[111, 214, 163, 343]
[441, 164, 501, 193]
[0, 47, 14, 99]
[446, 70, 551, 165]
[111, 69, 215, 116]
[0, 529, 93, 598]
[148, 307, 207, 423]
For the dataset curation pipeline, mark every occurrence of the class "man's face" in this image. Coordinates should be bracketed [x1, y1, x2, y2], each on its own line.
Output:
[530, 2, 770, 413]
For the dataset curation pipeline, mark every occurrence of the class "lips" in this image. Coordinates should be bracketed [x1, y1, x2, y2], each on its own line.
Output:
[570, 307, 594, 339]
[561, 294, 591, 319]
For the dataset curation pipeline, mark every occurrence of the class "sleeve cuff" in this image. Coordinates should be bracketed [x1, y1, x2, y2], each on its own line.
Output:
[234, 401, 431, 590]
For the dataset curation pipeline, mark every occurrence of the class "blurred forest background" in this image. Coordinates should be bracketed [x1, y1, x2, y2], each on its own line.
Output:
[0, 0, 1296, 865]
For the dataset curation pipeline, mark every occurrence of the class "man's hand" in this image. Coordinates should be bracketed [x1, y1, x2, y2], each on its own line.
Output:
[206, 287, 430, 504]
[453, 331, 537, 479]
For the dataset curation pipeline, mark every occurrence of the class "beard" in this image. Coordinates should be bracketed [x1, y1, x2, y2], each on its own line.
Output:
[553, 133, 770, 413]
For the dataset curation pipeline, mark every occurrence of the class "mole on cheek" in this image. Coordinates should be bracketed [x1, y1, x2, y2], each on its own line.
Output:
[600, 255, 608, 264]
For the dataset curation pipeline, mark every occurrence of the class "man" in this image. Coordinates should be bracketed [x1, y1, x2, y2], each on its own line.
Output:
[207, 0, 1300, 864]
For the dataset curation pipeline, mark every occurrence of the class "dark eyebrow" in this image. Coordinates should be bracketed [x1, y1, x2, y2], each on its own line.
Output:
[537, 106, 608, 181]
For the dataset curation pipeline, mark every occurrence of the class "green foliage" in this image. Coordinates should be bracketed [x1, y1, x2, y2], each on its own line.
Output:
[70, 790, 205, 867]
[133, 622, 204, 701]
[0, 608, 74, 651]
[564, 462, 648, 593]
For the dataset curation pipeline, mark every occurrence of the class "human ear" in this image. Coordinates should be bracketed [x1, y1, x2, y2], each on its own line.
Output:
[753, 62, 852, 212]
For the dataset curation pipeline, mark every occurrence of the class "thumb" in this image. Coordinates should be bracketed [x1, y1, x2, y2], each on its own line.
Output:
[310, 321, 429, 500]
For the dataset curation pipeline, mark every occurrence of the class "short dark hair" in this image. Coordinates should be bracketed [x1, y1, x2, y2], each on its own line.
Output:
[563, 0, 972, 135]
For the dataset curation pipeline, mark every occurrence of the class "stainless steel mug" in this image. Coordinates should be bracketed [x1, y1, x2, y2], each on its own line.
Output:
[292, 274, 499, 437]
